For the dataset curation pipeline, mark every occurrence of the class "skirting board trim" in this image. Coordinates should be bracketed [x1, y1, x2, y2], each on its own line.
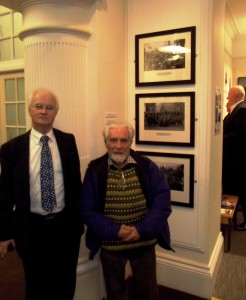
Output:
[155, 233, 224, 299]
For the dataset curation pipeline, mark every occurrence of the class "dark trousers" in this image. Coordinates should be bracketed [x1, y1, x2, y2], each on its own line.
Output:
[100, 246, 159, 300]
[223, 165, 246, 224]
[19, 211, 81, 300]
[238, 194, 246, 224]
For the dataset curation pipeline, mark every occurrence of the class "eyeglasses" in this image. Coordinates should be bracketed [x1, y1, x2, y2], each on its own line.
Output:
[32, 103, 55, 111]
[108, 138, 129, 144]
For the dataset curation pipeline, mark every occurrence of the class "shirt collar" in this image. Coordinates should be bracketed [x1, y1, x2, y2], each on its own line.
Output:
[31, 128, 55, 145]
[108, 155, 136, 169]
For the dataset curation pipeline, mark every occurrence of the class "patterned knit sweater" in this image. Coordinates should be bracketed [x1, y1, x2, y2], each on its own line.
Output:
[102, 166, 157, 251]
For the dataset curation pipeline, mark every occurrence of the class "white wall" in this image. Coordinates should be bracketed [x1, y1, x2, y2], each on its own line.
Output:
[233, 57, 246, 86]
[233, 35, 246, 85]
[126, 0, 224, 298]
[78, 1, 245, 297]
[86, 1, 127, 160]
[224, 6, 246, 114]
[78, 0, 226, 298]
[76, 1, 128, 299]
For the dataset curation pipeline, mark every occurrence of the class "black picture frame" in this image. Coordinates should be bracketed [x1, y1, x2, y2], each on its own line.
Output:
[135, 26, 196, 86]
[135, 92, 195, 147]
[137, 151, 194, 208]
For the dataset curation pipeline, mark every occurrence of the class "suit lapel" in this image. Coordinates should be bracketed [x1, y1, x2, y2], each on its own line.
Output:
[15, 132, 31, 202]
[18, 131, 31, 174]
[53, 129, 65, 163]
[53, 129, 67, 185]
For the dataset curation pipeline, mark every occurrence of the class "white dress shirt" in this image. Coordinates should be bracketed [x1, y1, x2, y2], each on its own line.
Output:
[29, 128, 65, 215]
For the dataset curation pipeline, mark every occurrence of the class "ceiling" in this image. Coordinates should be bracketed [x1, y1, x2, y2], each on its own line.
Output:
[0, 1, 245, 35]
[227, 0, 246, 35]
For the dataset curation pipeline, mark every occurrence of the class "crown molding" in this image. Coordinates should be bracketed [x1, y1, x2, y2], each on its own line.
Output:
[0, 0, 95, 12]
[225, 2, 238, 39]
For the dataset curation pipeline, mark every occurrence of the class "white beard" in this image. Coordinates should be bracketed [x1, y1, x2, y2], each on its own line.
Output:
[110, 153, 128, 164]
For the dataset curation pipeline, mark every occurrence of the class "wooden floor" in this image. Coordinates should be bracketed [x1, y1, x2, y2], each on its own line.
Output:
[127, 278, 207, 300]
[0, 250, 25, 300]
[0, 252, 208, 300]
[1, 212, 245, 300]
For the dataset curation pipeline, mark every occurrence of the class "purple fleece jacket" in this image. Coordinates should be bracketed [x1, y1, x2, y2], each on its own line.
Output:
[80, 149, 173, 259]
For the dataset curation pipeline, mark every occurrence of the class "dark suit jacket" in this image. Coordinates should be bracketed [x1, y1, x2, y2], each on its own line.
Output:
[222, 101, 246, 195]
[0, 128, 84, 255]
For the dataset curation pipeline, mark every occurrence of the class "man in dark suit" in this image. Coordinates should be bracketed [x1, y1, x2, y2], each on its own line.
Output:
[222, 85, 246, 230]
[0, 88, 83, 300]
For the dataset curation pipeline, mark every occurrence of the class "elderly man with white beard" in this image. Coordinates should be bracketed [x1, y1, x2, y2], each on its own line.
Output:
[79, 122, 173, 300]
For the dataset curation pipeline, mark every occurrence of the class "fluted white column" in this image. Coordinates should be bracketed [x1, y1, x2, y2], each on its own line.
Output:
[23, 35, 88, 161]
[13, 0, 96, 177]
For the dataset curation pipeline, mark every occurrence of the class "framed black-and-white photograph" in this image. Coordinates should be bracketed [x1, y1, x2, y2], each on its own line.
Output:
[137, 151, 194, 208]
[215, 87, 222, 135]
[135, 26, 196, 86]
[135, 92, 195, 147]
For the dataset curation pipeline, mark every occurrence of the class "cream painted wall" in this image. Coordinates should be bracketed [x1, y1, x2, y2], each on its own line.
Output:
[224, 12, 233, 118]
[79, 0, 225, 297]
[233, 57, 246, 84]
[233, 36, 246, 58]
[233, 36, 246, 85]
[128, 0, 220, 257]
[210, 0, 225, 255]
[86, 1, 127, 160]
[127, 0, 224, 297]
[224, 17, 246, 114]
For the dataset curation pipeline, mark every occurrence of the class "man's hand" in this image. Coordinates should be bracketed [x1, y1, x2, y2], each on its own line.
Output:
[0, 240, 15, 259]
[117, 225, 140, 242]
[117, 224, 131, 239]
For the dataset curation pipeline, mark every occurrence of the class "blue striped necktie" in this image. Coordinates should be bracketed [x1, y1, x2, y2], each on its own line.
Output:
[40, 135, 57, 212]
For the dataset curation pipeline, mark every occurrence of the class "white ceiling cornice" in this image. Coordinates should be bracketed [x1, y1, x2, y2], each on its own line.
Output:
[225, 2, 238, 39]
[0, 0, 95, 12]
